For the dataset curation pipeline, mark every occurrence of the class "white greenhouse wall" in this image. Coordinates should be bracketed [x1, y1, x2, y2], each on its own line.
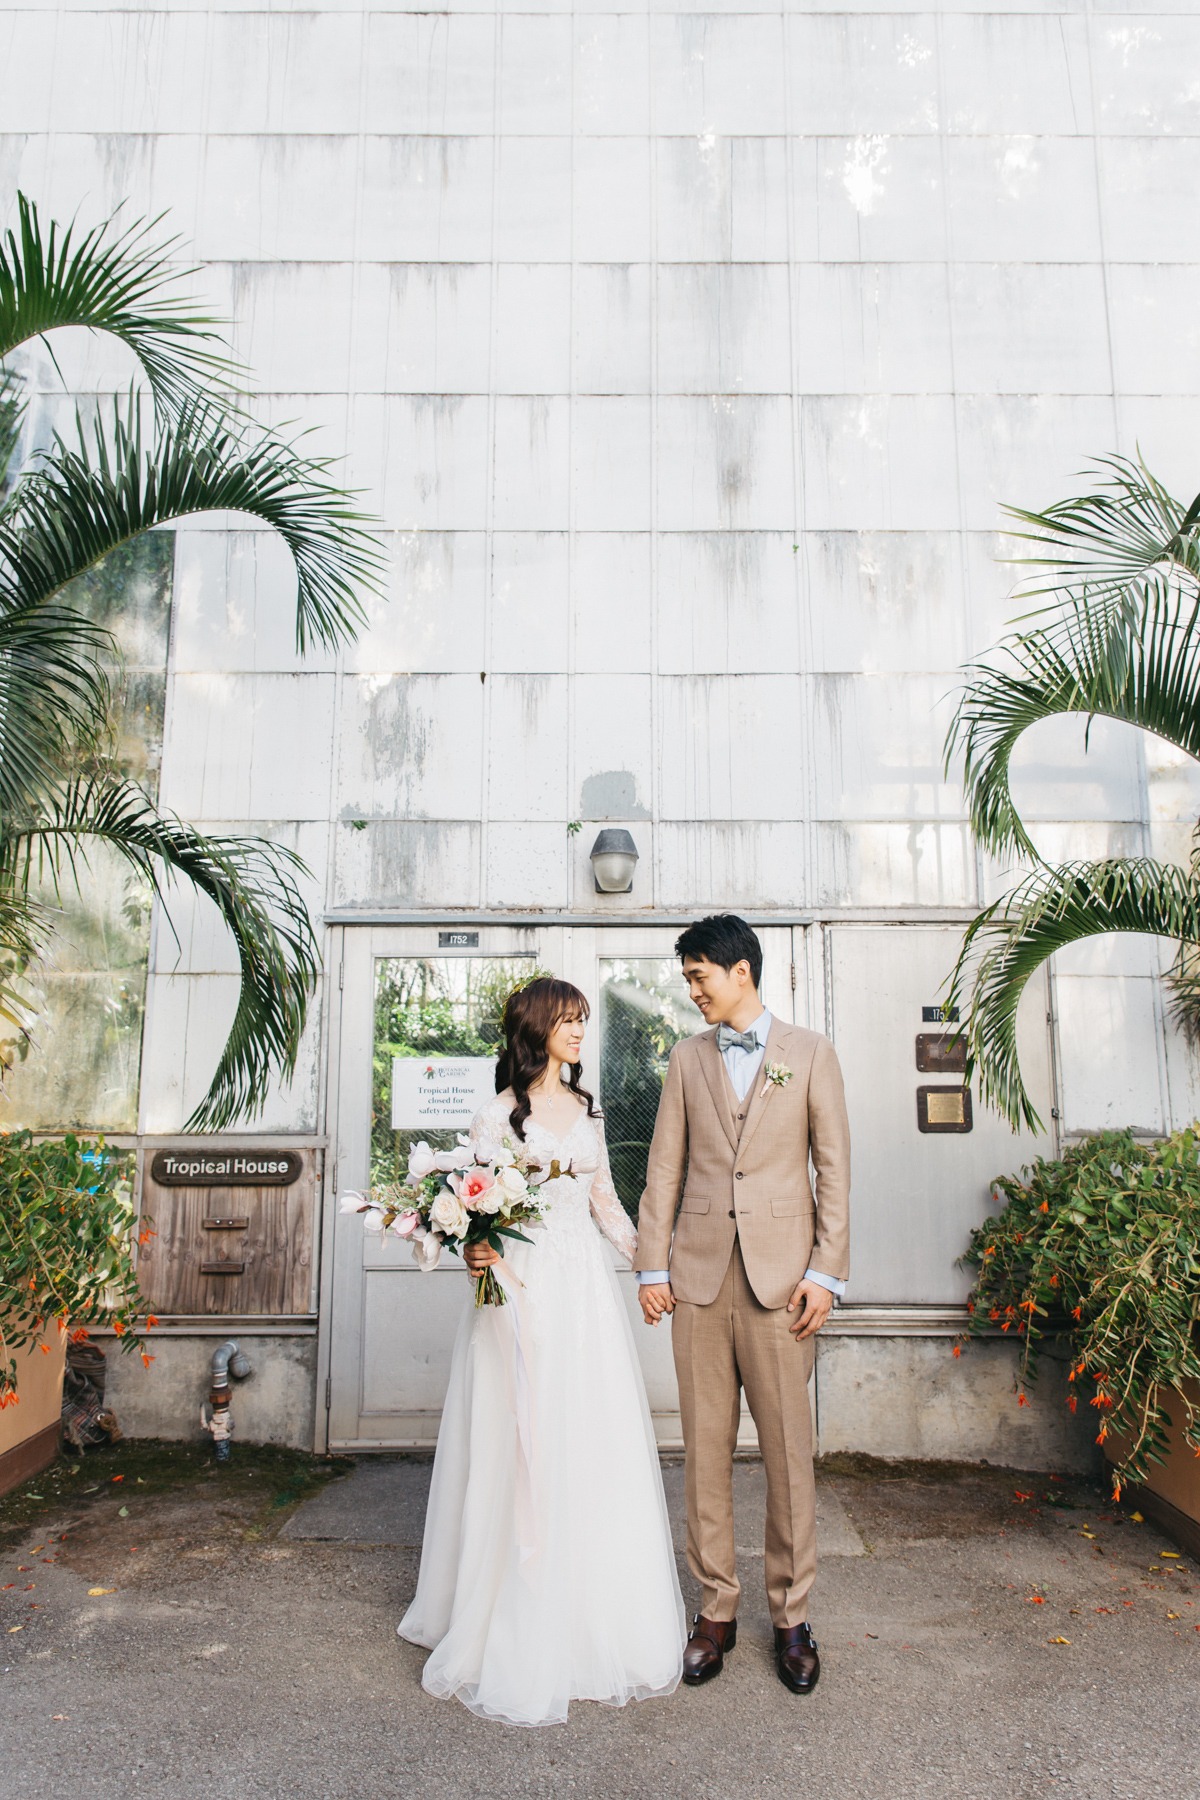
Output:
[7, 0, 1200, 1457]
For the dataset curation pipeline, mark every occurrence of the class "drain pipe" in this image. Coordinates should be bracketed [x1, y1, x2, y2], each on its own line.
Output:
[200, 1338, 253, 1463]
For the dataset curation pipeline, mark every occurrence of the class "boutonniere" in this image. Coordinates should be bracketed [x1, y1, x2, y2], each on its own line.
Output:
[761, 1061, 793, 1099]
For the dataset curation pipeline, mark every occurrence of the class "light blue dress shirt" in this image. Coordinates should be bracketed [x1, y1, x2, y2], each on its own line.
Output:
[637, 1008, 847, 1300]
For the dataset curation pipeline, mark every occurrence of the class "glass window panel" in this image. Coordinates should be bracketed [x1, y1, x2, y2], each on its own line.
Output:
[599, 957, 706, 1220]
[371, 955, 539, 1186]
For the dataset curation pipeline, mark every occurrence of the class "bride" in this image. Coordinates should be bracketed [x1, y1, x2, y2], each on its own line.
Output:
[397, 976, 685, 1725]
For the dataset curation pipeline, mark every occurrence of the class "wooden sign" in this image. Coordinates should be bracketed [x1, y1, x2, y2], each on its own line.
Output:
[137, 1146, 319, 1317]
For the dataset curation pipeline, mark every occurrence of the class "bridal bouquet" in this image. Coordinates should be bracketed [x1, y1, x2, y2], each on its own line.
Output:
[340, 1136, 555, 1306]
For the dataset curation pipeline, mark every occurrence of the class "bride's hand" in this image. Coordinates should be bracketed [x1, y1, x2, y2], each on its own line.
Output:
[465, 1241, 499, 1274]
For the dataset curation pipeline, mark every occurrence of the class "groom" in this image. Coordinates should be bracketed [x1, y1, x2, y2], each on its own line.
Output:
[635, 914, 850, 1695]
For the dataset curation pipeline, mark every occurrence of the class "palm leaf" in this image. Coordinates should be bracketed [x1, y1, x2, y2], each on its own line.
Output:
[946, 859, 1200, 1131]
[2, 775, 320, 1130]
[0, 192, 238, 413]
[4, 397, 383, 653]
[0, 595, 117, 816]
[947, 582, 1200, 858]
[1003, 454, 1200, 699]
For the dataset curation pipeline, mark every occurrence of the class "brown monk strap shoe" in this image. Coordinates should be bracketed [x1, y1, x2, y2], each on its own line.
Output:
[682, 1614, 737, 1685]
[774, 1621, 820, 1694]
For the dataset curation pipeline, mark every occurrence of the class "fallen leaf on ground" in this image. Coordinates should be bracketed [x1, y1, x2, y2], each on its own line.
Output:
[51, 1715, 69, 1721]
[7, 1625, 22, 1633]
[1161, 1552, 1181, 1559]
[1049, 1636, 1072, 1645]
[111, 1475, 123, 1483]
[117, 1506, 128, 1518]
[1027, 1595, 1045, 1605]
[1130, 1511, 1144, 1522]
[1168, 1611, 1180, 1619]
[87, 1587, 115, 1596]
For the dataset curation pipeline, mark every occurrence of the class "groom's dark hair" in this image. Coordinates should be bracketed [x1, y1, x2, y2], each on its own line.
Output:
[675, 914, 762, 989]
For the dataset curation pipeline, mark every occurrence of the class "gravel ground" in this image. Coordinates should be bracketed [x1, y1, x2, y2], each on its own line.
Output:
[1, 1445, 1197, 1800]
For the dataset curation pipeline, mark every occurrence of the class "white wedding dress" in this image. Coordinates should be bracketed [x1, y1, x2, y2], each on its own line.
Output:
[397, 1091, 685, 1726]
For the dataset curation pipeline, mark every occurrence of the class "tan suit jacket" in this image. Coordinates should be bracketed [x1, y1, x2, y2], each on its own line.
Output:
[634, 1017, 851, 1311]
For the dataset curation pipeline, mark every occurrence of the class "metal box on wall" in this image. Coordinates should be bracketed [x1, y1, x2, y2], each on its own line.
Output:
[136, 1143, 321, 1318]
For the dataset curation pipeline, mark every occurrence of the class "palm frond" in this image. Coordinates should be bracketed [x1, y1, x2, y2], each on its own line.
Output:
[0, 364, 23, 498]
[2, 776, 321, 1130]
[1005, 452, 1200, 604]
[0, 595, 117, 816]
[0, 192, 238, 413]
[1003, 455, 1200, 698]
[3, 397, 383, 653]
[947, 859, 1200, 1131]
[946, 582, 1200, 858]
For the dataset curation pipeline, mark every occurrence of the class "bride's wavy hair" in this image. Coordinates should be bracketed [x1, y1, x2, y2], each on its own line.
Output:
[496, 977, 598, 1140]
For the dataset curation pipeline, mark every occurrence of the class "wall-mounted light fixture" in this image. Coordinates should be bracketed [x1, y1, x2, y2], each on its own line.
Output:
[589, 828, 639, 894]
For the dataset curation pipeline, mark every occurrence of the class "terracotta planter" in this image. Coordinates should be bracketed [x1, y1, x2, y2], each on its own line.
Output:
[0, 1326, 68, 1497]
[1109, 1380, 1200, 1559]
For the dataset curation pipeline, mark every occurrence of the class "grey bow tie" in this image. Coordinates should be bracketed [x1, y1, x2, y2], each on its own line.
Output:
[716, 1025, 760, 1054]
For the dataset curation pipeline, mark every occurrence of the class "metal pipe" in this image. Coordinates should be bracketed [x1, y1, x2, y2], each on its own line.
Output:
[201, 1338, 252, 1462]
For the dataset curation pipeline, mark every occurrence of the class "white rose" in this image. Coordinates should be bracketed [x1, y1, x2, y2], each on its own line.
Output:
[430, 1190, 470, 1238]
[473, 1184, 503, 1215]
[497, 1164, 527, 1201]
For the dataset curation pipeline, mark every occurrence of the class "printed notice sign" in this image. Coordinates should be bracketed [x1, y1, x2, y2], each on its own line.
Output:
[391, 1056, 496, 1132]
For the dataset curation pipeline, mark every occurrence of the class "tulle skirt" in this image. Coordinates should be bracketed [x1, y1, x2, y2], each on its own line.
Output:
[397, 1218, 686, 1726]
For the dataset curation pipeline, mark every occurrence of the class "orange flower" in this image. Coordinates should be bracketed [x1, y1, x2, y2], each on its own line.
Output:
[1017, 1392, 1030, 1407]
[1071, 1306, 1082, 1320]
[138, 1228, 155, 1246]
[38, 1343, 49, 1356]
[1096, 1424, 1109, 1443]
[1039, 1200, 1049, 1213]
[1067, 1395, 1078, 1414]
[146, 1315, 159, 1330]
[141, 1353, 154, 1370]
[952, 1344, 962, 1359]
[70, 1328, 89, 1344]
[111, 1319, 125, 1338]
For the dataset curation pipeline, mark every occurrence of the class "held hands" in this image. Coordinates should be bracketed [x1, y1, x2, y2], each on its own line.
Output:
[464, 1242, 500, 1274]
[638, 1282, 675, 1327]
[786, 1278, 833, 1340]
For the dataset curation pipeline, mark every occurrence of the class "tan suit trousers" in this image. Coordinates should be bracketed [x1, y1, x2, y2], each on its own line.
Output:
[671, 1239, 816, 1629]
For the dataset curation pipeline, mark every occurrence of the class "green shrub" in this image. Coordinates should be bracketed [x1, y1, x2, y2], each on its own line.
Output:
[0, 1129, 148, 1407]
[962, 1127, 1200, 1494]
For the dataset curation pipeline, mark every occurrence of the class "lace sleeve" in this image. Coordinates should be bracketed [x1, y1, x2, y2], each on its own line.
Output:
[587, 1113, 638, 1264]
[468, 1097, 508, 1159]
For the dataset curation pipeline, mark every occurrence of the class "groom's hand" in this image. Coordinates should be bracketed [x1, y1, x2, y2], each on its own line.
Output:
[787, 1279, 833, 1340]
[638, 1282, 675, 1326]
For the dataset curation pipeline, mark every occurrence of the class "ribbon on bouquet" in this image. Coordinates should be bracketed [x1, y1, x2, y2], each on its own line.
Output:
[490, 1255, 537, 1563]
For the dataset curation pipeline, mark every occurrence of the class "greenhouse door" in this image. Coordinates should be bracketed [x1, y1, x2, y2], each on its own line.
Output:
[319, 923, 800, 1449]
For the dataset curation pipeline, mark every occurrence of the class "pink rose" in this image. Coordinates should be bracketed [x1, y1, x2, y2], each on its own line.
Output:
[453, 1167, 496, 1208]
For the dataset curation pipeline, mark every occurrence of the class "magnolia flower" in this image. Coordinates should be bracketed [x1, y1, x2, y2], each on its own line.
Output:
[407, 1142, 436, 1179]
[411, 1230, 442, 1271]
[433, 1148, 470, 1172]
[491, 1142, 516, 1168]
[361, 1208, 387, 1234]
[338, 1191, 369, 1214]
[389, 1209, 422, 1239]
[430, 1190, 470, 1238]
[453, 1166, 496, 1208]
